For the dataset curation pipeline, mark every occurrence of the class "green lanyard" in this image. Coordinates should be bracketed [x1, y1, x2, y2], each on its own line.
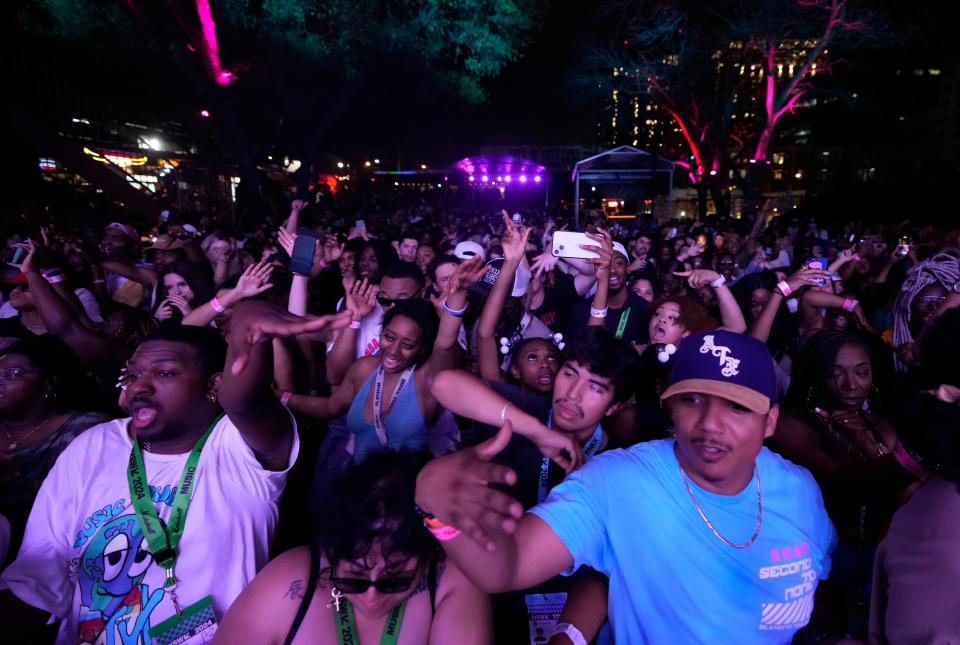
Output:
[335, 598, 406, 645]
[126, 413, 222, 608]
[615, 307, 631, 339]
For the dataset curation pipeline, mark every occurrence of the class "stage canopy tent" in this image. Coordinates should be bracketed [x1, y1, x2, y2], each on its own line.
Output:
[571, 145, 674, 226]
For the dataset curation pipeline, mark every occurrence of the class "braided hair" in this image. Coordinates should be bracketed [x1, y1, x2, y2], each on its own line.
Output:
[892, 254, 959, 370]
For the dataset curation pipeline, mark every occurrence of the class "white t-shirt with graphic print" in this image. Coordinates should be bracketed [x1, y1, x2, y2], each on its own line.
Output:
[0, 414, 298, 645]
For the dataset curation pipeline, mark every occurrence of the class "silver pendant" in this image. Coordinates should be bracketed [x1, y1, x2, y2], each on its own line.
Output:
[327, 586, 343, 612]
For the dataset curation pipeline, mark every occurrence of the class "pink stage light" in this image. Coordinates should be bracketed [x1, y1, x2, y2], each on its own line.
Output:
[533, 175, 542, 183]
[468, 175, 475, 182]
[504, 175, 512, 183]
[200, 109, 210, 118]
[481, 175, 489, 183]
[519, 175, 527, 183]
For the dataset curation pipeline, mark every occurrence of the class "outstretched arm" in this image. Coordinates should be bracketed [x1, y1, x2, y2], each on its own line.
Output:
[221, 301, 350, 469]
[430, 255, 486, 374]
[431, 369, 581, 471]
[749, 267, 828, 343]
[415, 423, 574, 593]
[17, 241, 129, 374]
[675, 268, 747, 333]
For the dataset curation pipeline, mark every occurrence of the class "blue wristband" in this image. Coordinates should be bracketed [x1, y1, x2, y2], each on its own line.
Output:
[442, 300, 467, 317]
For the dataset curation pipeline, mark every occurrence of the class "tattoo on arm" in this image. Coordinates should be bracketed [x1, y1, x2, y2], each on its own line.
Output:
[283, 579, 305, 600]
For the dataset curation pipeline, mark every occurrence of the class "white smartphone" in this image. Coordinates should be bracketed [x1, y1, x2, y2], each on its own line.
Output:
[552, 231, 600, 259]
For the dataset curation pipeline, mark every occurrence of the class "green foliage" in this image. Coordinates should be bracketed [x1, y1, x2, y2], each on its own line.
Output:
[22, 0, 539, 104]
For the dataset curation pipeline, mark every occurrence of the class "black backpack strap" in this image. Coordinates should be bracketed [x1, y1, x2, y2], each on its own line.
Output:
[283, 544, 321, 645]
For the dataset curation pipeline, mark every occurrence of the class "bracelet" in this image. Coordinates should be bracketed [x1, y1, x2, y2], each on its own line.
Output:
[349, 320, 362, 329]
[442, 299, 468, 317]
[93, 279, 106, 284]
[892, 442, 928, 478]
[210, 296, 226, 313]
[589, 306, 608, 319]
[280, 391, 292, 407]
[552, 623, 588, 645]
[776, 281, 793, 298]
[709, 275, 727, 288]
[842, 298, 858, 313]
[500, 401, 512, 426]
[44, 271, 66, 284]
[424, 516, 462, 541]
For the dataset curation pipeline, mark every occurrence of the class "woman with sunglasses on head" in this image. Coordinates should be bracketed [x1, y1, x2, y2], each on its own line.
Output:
[213, 450, 492, 645]
[283, 259, 487, 463]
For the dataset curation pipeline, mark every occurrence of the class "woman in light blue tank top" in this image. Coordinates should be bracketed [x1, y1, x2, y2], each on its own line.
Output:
[285, 291, 474, 462]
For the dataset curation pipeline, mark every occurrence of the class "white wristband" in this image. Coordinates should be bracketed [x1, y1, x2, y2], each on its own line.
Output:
[709, 275, 726, 288]
[590, 306, 609, 319]
[553, 622, 587, 645]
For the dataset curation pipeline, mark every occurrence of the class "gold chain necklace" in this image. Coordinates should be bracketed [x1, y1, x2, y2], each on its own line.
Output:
[3, 415, 53, 451]
[678, 461, 762, 549]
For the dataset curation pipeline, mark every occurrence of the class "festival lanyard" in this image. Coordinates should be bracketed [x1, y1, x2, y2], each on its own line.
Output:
[372, 365, 414, 447]
[614, 307, 631, 340]
[126, 413, 222, 611]
[335, 598, 406, 645]
[537, 412, 604, 504]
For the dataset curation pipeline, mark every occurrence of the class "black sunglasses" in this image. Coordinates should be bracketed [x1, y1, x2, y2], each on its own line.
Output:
[331, 575, 415, 594]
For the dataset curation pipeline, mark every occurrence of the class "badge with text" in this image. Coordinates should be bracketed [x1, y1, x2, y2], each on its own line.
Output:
[149, 595, 218, 645]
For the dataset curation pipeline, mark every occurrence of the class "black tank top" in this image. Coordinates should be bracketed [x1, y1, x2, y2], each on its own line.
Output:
[282, 545, 440, 645]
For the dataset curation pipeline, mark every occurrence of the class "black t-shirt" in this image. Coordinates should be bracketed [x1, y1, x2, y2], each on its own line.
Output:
[532, 273, 579, 333]
[567, 289, 650, 346]
[476, 381, 607, 642]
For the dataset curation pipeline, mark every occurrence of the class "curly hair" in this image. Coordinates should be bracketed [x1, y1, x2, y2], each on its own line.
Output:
[313, 450, 434, 575]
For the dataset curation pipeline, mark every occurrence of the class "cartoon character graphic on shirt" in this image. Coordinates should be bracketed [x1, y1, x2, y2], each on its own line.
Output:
[77, 512, 165, 644]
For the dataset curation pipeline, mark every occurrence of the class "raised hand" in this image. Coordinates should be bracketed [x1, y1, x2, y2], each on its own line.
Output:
[414, 421, 525, 550]
[322, 235, 345, 264]
[277, 227, 296, 257]
[229, 302, 352, 375]
[233, 261, 274, 300]
[531, 241, 560, 275]
[501, 213, 531, 264]
[783, 266, 831, 293]
[344, 277, 378, 320]
[445, 255, 487, 295]
[585, 229, 613, 280]
[674, 268, 722, 289]
[290, 199, 308, 215]
[9, 240, 39, 274]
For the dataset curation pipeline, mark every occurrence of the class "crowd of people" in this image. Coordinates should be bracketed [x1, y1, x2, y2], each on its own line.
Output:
[0, 195, 958, 644]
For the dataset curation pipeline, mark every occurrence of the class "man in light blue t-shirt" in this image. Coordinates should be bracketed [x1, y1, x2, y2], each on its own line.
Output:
[416, 330, 838, 644]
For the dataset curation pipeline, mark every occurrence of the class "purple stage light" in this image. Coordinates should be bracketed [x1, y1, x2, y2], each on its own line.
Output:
[200, 109, 210, 118]
[469, 175, 475, 182]
[496, 176, 503, 182]
[519, 175, 527, 183]
[504, 175, 512, 183]
[481, 175, 489, 183]
[534, 175, 542, 183]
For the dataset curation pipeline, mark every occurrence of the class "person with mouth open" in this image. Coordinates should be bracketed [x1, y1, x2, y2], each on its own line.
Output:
[0, 301, 351, 643]
[413, 330, 838, 644]
[283, 257, 574, 465]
